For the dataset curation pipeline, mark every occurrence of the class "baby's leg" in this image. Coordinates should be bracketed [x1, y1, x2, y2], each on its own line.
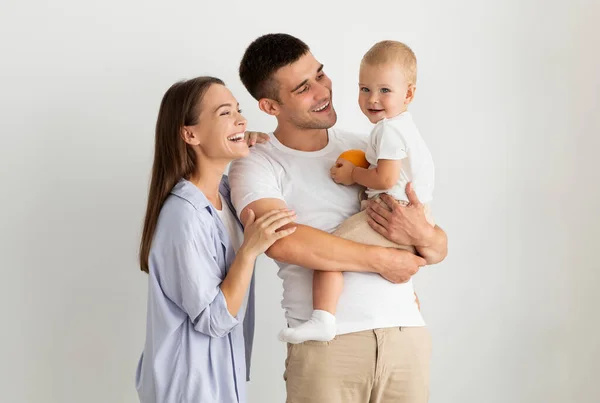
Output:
[336, 202, 422, 312]
[279, 200, 426, 344]
[313, 270, 344, 314]
[278, 271, 341, 344]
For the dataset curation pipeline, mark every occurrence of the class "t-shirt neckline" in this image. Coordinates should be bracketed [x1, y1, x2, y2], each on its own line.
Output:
[268, 128, 337, 158]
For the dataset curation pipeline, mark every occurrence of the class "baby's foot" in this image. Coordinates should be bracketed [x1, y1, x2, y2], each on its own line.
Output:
[278, 310, 336, 344]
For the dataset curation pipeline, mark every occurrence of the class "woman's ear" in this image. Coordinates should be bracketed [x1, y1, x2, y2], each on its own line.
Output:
[180, 127, 201, 146]
[258, 98, 281, 117]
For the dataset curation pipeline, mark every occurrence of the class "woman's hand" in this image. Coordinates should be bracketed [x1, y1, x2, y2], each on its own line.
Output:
[240, 208, 297, 259]
[222, 208, 295, 317]
[244, 131, 270, 147]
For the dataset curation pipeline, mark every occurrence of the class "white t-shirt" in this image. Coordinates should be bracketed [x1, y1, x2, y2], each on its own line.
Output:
[365, 111, 435, 204]
[216, 194, 244, 252]
[229, 127, 424, 335]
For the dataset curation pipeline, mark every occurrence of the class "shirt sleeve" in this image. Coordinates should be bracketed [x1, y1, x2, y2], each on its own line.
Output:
[373, 121, 408, 161]
[158, 224, 240, 338]
[228, 150, 285, 221]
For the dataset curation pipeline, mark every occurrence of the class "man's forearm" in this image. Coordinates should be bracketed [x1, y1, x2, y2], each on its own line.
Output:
[241, 198, 382, 273]
[266, 223, 380, 273]
[415, 225, 448, 264]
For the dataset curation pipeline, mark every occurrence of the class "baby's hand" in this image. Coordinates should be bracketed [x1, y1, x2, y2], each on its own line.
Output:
[330, 158, 356, 186]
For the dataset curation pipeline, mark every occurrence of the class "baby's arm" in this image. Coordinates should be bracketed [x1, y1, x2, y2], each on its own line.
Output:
[352, 159, 402, 190]
[355, 119, 408, 189]
[330, 158, 402, 189]
[332, 121, 406, 189]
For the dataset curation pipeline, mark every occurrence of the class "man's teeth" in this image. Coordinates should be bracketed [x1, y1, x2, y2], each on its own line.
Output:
[227, 133, 244, 142]
[313, 102, 329, 112]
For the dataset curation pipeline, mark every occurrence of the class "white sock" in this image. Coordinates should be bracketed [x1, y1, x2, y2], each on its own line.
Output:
[278, 310, 337, 344]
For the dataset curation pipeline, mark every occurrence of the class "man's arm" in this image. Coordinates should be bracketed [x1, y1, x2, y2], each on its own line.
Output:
[239, 198, 426, 284]
[366, 183, 448, 265]
[414, 225, 447, 264]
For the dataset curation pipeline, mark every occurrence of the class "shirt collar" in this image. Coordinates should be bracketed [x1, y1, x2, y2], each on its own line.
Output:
[170, 178, 211, 211]
[170, 175, 234, 214]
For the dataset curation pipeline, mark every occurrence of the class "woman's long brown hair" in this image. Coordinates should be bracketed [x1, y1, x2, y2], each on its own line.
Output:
[139, 76, 224, 273]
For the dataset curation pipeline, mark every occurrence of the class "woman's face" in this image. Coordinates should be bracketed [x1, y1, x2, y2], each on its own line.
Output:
[185, 84, 249, 162]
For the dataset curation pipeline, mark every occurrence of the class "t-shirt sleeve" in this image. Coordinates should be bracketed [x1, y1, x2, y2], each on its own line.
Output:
[373, 121, 408, 161]
[228, 150, 285, 221]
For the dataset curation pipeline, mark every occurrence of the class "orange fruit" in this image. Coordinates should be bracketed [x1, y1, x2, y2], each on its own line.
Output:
[338, 149, 370, 168]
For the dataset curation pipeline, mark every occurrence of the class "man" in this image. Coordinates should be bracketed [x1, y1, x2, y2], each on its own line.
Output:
[229, 33, 448, 403]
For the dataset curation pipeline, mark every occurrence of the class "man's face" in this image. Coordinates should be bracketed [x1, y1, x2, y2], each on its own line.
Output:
[272, 52, 337, 130]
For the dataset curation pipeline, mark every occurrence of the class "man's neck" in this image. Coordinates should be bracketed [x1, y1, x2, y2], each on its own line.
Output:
[273, 121, 329, 152]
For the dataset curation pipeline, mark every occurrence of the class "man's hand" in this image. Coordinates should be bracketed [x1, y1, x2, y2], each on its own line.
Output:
[330, 158, 356, 186]
[366, 182, 435, 247]
[366, 182, 448, 264]
[374, 247, 426, 284]
[244, 131, 270, 147]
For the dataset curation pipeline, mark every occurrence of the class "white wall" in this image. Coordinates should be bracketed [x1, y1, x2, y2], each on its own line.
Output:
[1, 0, 599, 402]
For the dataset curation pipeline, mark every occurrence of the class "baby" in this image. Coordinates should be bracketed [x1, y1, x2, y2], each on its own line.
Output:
[279, 40, 435, 344]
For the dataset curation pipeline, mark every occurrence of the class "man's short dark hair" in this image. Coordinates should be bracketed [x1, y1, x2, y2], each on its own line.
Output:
[239, 33, 310, 101]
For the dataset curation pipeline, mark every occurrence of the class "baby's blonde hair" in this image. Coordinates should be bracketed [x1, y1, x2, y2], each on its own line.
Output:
[361, 40, 417, 85]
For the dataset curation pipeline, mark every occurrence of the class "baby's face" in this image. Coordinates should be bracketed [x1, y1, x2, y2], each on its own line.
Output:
[358, 63, 413, 123]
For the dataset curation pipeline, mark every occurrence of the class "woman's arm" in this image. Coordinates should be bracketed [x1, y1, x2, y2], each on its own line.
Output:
[220, 208, 296, 315]
[160, 209, 296, 338]
[218, 250, 256, 317]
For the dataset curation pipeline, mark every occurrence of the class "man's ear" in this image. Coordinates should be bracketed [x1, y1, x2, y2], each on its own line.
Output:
[180, 127, 201, 146]
[258, 98, 281, 117]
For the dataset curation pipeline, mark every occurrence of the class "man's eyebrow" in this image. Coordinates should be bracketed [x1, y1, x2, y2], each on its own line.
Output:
[291, 79, 308, 93]
[291, 65, 325, 93]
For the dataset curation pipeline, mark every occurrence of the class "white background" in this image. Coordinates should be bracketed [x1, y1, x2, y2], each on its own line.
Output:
[1, 0, 599, 402]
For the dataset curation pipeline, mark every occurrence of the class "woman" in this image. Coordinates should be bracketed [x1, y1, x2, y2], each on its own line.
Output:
[135, 76, 296, 403]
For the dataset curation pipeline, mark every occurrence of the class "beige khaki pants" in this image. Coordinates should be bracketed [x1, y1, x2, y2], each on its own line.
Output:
[284, 327, 432, 403]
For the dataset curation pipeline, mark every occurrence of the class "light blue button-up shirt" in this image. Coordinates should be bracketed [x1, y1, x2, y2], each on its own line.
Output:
[135, 177, 255, 403]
